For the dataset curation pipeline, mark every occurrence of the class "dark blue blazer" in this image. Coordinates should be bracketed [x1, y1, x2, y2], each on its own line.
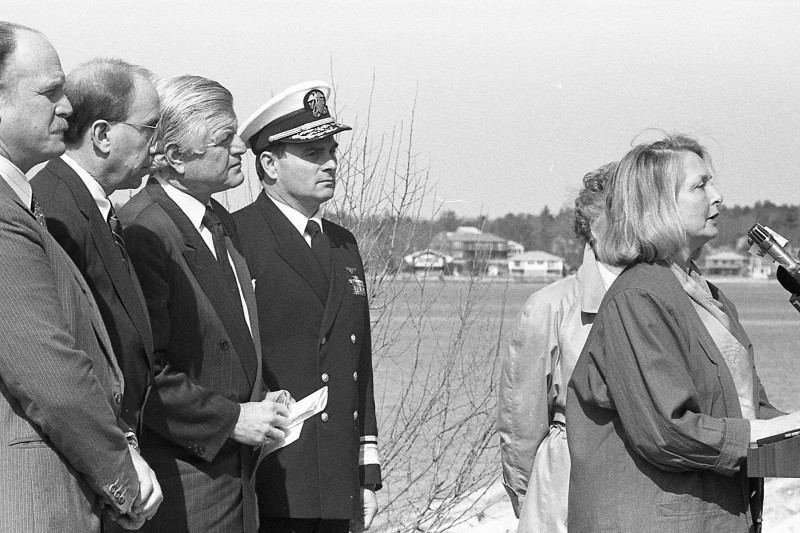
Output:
[234, 191, 381, 521]
[31, 157, 154, 434]
[119, 179, 263, 532]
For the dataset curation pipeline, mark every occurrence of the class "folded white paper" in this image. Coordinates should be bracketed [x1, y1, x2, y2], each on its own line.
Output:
[251, 386, 329, 479]
[277, 386, 329, 450]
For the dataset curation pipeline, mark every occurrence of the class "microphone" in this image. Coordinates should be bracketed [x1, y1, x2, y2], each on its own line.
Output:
[777, 266, 800, 313]
[748, 223, 800, 313]
[747, 223, 800, 282]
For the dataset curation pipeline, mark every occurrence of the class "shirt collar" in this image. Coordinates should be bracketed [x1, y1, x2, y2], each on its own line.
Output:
[597, 260, 621, 291]
[156, 176, 207, 232]
[61, 154, 112, 220]
[0, 154, 32, 208]
[577, 244, 622, 314]
[266, 193, 324, 237]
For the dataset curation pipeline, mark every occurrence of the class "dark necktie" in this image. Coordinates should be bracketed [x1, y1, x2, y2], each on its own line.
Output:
[30, 196, 46, 228]
[202, 205, 240, 296]
[107, 205, 129, 268]
[305, 219, 331, 281]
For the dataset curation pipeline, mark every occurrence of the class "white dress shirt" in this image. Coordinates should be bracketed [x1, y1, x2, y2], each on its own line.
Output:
[157, 177, 252, 333]
[61, 154, 112, 220]
[266, 193, 324, 247]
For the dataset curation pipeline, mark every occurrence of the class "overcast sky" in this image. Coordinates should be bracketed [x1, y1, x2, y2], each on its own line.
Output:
[6, 0, 800, 217]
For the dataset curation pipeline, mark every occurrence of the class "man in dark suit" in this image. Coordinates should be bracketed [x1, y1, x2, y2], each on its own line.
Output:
[119, 74, 290, 533]
[31, 57, 159, 437]
[234, 81, 382, 533]
[0, 22, 161, 531]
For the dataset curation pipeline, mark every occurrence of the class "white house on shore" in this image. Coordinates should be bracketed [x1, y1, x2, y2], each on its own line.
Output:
[403, 249, 454, 274]
[508, 251, 564, 280]
[429, 226, 518, 275]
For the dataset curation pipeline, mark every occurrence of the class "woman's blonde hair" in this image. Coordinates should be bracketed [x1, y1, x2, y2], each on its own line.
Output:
[593, 134, 711, 266]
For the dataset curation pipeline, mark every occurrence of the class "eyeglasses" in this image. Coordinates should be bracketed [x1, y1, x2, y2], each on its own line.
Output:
[115, 121, 159, 145]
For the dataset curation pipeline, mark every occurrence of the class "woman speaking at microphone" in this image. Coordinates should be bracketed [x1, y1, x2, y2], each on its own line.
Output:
[567, 134, 800, 532]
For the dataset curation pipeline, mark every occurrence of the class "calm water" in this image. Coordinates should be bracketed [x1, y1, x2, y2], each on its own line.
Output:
[373, 278, 800, 410]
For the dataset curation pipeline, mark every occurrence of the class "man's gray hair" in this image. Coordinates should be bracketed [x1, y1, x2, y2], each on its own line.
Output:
[150, 74, 235, 178]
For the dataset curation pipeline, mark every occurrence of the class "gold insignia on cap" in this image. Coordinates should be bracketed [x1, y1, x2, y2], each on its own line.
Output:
[304, 90, 329, 118]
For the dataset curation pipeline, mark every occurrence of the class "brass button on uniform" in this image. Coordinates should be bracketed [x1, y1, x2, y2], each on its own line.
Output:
[320, 412, 329, 422]
[228, 393, 237, 401]
[353, 410, 358, 420]
[113, 392, 122, 404]
[350, 334, 356, 344]
[219, 339, 229, 350]
[353, 371, 358, 381]
[321, 373, 329, 383]
[321, 336, 327, 345]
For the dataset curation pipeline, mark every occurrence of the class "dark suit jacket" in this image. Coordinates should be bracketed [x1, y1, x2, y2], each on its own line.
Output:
[0, 174, 138, 531]
[31, 157, 154, 434]
[233, 191, 381, 520]
[567, 261, 781, 533]
[118, 178, 262, 532]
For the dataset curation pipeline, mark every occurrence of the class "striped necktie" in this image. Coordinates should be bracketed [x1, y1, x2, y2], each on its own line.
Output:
[202, 205, 240, 296]
[107, 205, 128, 268]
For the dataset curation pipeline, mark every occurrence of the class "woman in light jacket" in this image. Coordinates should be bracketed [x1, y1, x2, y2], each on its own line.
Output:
[498, 162, 620, 532]
[567, 134, 800, 533]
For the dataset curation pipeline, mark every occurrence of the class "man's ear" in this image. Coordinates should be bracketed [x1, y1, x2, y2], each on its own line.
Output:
[91, 120, 112, 154]
[259, 150, 278, 181]
[163, 142, 186, 175]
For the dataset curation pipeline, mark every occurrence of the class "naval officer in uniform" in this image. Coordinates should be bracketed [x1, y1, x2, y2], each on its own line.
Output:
[233, 81, 381, 533]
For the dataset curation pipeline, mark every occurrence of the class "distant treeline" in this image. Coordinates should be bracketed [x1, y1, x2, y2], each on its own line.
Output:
[344, 202, 800, 273]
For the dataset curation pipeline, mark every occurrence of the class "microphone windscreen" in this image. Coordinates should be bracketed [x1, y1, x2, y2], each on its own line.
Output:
[777, 265, 800, 295]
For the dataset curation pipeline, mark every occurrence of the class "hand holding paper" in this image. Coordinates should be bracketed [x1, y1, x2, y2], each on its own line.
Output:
[280, 386, 329, 449]
[253, 386, 329, 475]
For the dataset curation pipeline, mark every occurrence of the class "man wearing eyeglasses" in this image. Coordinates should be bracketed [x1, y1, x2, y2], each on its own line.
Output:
[31, 57, 159, 448]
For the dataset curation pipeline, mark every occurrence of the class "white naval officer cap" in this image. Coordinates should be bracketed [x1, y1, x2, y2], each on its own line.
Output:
[239, 80, 351, 153]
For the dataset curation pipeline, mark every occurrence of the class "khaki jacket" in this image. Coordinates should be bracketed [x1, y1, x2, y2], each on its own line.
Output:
[498, 246, 605, 529]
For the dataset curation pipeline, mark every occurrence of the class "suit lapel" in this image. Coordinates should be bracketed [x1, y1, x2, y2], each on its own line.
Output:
[146, 182, 258, 388]
[319, 221, 347, 338]
[676, 280, 744, 419]
[0, 174, 38, 227]
[0, 176, 120, 375]
[229, 237, 263, 402]
[48, 159, 154, 364]
[254, 192, 329, 306]
[707, 281, 752, 349]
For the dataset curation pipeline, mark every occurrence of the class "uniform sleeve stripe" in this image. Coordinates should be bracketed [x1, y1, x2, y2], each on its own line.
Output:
[359, 442, 380, 466]
[360, 435, 378, 444]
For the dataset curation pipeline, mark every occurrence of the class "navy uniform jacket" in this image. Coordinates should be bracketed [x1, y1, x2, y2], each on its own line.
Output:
[119, 179, 263, 532]
[31, 157, 154, 434]
[233, 191, 381, 520]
